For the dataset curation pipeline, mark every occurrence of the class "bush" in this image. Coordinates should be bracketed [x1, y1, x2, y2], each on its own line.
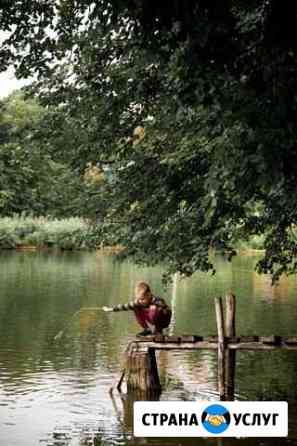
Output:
[0, 216, 100, 250]
[234, 234, 265, 251]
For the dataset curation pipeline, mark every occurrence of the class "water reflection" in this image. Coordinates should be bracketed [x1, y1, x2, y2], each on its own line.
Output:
[0, 251, 297, 445]
[252, 272, 290, 303]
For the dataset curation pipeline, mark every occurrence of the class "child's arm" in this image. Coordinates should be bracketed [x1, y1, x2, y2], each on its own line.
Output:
[102, 301, 140, 312]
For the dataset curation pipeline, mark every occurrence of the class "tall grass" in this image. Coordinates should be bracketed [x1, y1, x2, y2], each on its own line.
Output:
[0, 216, 98, 250]
[233, 234, 265, 251]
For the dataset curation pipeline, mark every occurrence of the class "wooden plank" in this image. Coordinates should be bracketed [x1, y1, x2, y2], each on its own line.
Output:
[153, 334, 165, 343]
[225, 294, 236, 337]
[137, 335, 275, 344]
[135, 336, 156, 342]
[135, 341, 218, 350]
[225, 293, 236, 401]
[163, 336, 181, 343]
[228, 342, 282, 350]
[284, 337, 297, 345]
[180, 335, 195, 343]
[180, 335, 203, 343]
[215, 297, 226, 400]
[204, 336, 219, 343]
[238, 336, 259, 343]
[133, 340, 297, 351]
[226, 336, 240, 343]
[260, 335, 282, 345]
[132, 335, 297, 351]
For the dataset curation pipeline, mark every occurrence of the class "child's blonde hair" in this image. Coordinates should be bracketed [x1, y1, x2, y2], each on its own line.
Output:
[135, 281, 151, 296]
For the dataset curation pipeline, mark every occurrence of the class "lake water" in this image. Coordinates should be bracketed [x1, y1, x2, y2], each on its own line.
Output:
[0, 251, 297, 446]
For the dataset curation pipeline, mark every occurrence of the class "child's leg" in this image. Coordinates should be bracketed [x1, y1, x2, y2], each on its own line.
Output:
[134, 307, 158, 334]
[134, 308, 154, 336]
[134, 308, 149, 329]
[147, 305, 171, 333]
[147, 305, 163, 334]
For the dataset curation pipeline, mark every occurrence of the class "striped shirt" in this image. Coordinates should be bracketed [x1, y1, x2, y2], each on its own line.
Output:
[110, 296, 170, 312]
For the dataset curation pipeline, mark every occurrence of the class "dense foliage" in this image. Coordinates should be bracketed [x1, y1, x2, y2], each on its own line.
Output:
[0, 216, 97, 249]
[0, 92, 85, 216]
[2, 1, 297, 279]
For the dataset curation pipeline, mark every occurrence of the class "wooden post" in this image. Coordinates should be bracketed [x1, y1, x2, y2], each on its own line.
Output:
[225, 293, 236, 400]
[126, 346, 161, 394]
[215, 297, 225, 401]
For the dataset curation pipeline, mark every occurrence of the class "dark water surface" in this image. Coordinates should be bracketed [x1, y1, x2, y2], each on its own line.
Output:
[0, 251, 297, 446]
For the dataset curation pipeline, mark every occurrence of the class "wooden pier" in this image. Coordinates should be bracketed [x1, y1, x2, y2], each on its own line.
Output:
[113, 294, 297, 400]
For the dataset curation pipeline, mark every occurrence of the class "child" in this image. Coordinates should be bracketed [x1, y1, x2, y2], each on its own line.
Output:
[102, 281, 171, 336]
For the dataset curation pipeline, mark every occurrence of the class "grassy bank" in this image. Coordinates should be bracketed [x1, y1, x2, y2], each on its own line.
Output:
[233, 234, 266, 252]
[0, 216, 99, 250]
[0, 216, 269, 253]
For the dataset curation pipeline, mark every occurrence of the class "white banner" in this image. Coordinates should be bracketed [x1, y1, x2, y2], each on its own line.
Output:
[134, 401, 288, 437]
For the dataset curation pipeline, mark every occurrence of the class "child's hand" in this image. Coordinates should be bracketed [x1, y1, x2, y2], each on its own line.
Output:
[102, 306, 113, 312]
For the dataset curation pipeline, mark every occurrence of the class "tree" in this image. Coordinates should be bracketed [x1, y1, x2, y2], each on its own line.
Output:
[0, 92, 84, 217]
[2, 1, 297, 280]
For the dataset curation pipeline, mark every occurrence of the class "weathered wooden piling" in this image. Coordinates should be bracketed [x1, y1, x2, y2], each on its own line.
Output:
[224, 293, 236, 400]
[125, 346, 161, 394]
[215, 297, 226, 400]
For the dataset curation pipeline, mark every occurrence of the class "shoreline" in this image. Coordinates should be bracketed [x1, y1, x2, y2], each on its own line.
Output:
[0, 245, 265, 255]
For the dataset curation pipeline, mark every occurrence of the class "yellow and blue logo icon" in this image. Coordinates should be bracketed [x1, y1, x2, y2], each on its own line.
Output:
[201, 404, 231, 434]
